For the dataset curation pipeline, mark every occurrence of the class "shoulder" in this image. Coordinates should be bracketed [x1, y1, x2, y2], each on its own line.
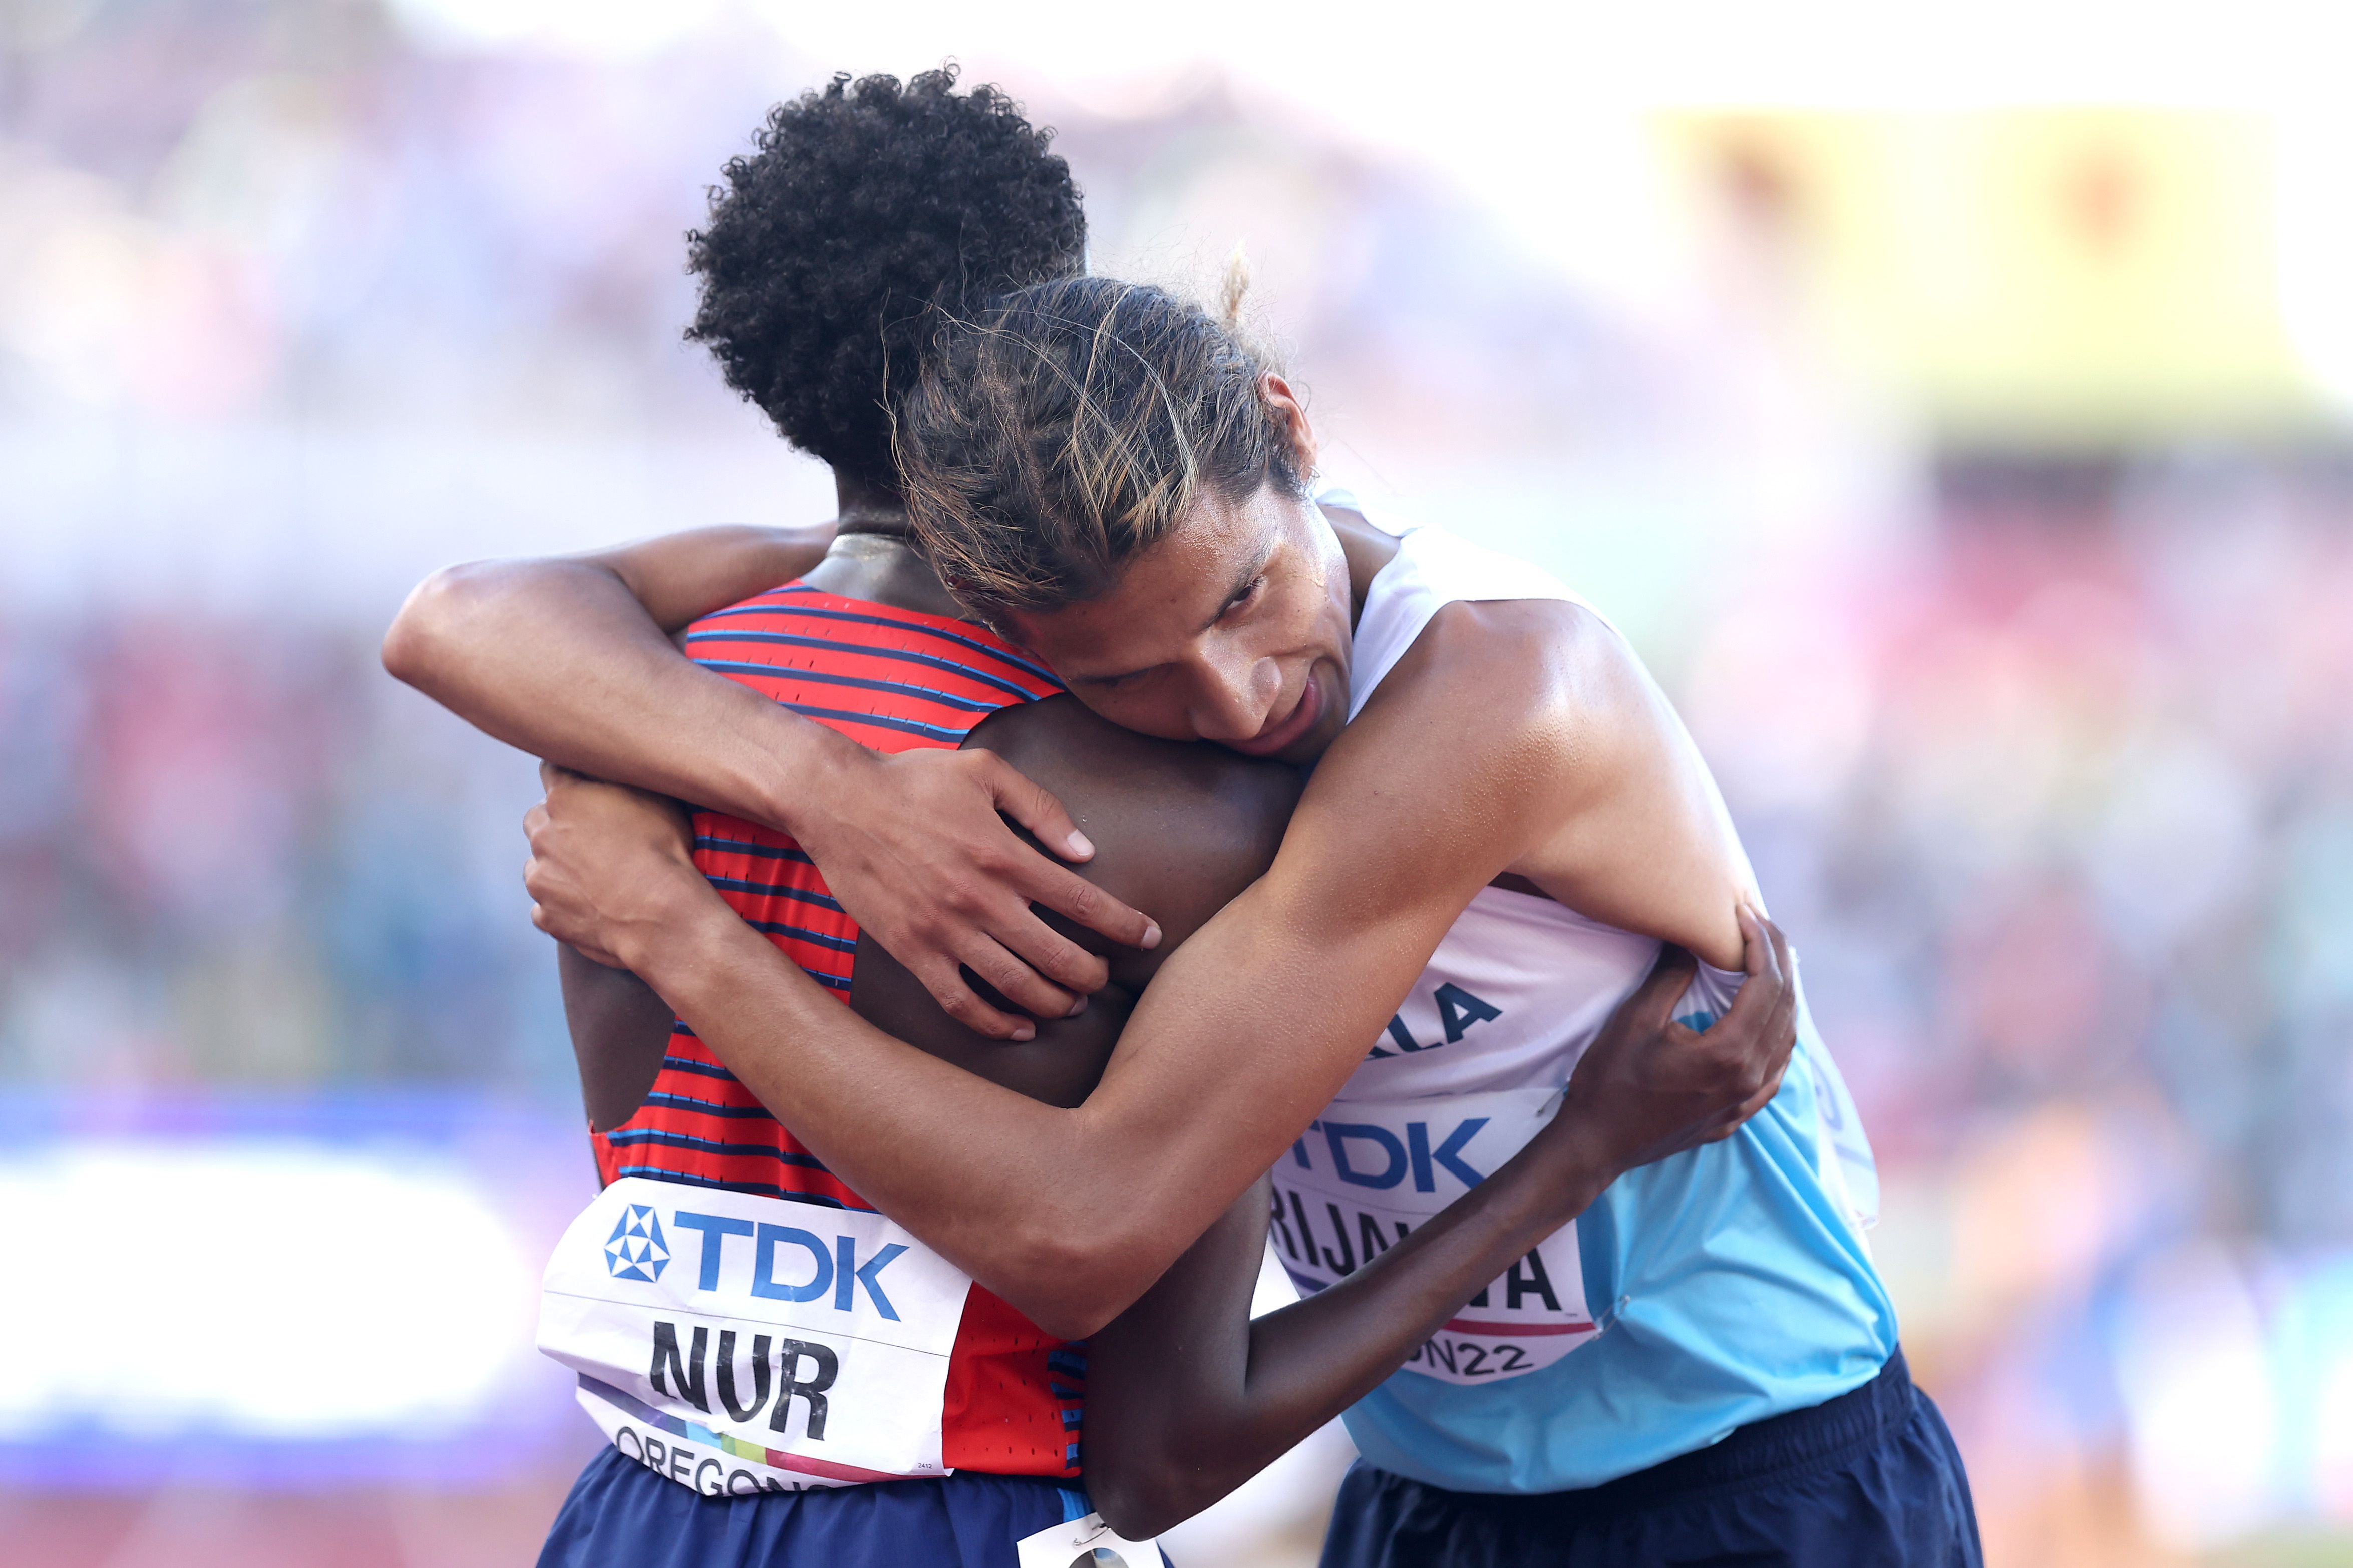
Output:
[1349, 595, 1647, 789]
[965, 695, 1306, 965]
[974, 693, 1301, 827]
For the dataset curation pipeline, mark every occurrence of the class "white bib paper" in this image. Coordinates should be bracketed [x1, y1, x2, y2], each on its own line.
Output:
[1270, 1087, 1600, 1384]
[538, 1177, 973, 1493]
[1014, 1512, 1162, 1567]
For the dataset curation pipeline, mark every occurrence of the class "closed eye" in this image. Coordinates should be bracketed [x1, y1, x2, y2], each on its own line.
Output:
[1218, 576, 1267, 622]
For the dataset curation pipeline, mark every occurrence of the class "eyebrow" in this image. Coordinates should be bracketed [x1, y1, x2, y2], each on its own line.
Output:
[1072, 540, 1276, 686]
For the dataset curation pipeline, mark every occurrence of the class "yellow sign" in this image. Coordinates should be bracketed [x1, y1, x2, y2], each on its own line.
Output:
[1665, 111, 2326, 442]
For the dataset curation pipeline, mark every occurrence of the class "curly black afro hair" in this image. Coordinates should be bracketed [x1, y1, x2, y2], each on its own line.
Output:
[686, 67, 1086, 489]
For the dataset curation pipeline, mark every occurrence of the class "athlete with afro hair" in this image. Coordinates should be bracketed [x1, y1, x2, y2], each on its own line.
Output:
[685, 67, 1086, 493]
[394, 67, 1802, 1568]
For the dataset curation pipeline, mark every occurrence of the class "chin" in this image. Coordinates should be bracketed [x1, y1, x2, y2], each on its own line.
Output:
[1275, 669, 1348, 763]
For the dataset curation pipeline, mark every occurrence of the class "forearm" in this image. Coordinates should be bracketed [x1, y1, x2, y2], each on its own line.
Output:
[1087, 1142, 1610, 1537]
[637, 899, 1136, 1334]
[383, 535, 845, 828]
[634, 873, 1424, 1336]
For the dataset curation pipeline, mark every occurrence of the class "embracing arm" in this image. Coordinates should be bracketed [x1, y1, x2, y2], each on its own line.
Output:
[384, 526, 841, 824]
[542, 601, 1782, 1338]
[385, 526, 1157, 1034]
[1084, 933, 1793, 1539]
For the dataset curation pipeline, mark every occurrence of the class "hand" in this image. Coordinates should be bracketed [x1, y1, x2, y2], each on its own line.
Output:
[1552, 908, 1798, 1179]
[786, 744, 1161, 1042]
[523, 763, 709, 973]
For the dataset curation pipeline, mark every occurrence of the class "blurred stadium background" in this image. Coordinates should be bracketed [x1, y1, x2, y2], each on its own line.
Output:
[5, 2, 2353, 1564]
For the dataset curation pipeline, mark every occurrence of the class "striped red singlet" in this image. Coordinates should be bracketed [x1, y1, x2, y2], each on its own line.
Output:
[588, 580, 1087, 1479]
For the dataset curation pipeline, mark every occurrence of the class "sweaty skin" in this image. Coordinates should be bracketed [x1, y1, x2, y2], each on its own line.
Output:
[385, 474, 1160, 1041]
[553, 529, 1798, 1536]
[505, 483, 1776, 1340]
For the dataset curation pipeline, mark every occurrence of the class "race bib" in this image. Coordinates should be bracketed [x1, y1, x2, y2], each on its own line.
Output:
[1014, 1512, 1161, 1567]
[538, 1178, 973, 1493]
[1270, 1088, 1600, 1385]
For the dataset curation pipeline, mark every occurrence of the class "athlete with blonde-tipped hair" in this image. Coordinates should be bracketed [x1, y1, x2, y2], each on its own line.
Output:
[394, 68, 1809, 1568]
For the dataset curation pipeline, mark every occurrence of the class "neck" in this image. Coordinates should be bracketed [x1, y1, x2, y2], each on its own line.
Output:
[835, 472, 910, 535]
[803, 469, 968, 621]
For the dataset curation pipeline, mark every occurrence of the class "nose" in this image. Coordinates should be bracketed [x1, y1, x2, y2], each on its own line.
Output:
[1186, 647, 1281, 744]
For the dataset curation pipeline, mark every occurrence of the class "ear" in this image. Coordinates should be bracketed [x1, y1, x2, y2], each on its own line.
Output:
[1259, 372, 1319, 478]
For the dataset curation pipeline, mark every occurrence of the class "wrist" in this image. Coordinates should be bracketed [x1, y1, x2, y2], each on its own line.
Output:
[610, 869, 737, 990]
[753, 715, 865, 842]
[1512, 1111, 1616, 1226]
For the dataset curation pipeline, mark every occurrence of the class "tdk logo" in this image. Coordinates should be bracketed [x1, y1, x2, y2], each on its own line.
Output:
[605, 1204, 671, 1282]
[609, 1209, 911, 1321]
[1289, 1117, 1493, 1192]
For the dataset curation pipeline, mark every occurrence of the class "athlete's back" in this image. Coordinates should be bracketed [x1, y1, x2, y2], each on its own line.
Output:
[553, 530, 1304, 1492]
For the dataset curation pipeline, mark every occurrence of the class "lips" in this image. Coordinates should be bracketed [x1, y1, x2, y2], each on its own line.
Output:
[1229, 668, 1325, 757]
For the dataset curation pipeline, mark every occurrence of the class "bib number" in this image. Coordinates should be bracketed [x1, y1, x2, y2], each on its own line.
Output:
[538, 1178, 973, 1492]
[1271, 1088, 1599, 1385]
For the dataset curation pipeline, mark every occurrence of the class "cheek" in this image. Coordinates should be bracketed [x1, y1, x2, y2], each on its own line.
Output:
[1264, 579, 1340, 661]
[1066, 685, 1202, 743]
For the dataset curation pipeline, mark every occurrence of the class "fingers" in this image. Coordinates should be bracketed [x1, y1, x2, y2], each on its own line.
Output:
[957, 930, 1083, 1027]
[913, 952, 1047, 1043]
[1701, 1065, 1789, 1142]
[976, 755, 1162, 952]
[977, 752, 1096, 863]
[1765, 915, 1798, 1039]
[1014, 857, 1160, 961]
[995, 905, 1114, 998]
[1617, 943, 1700, 1035]
[1714, 910, 1793, 1041]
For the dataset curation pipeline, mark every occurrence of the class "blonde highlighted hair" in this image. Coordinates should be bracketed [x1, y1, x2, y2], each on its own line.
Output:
[895, 273, 1304, 617]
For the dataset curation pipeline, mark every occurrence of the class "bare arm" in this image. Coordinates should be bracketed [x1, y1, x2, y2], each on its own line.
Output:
[526, 604, 1788, 1338]
[384, 527, 1159, 1036]
[540, 690, 1793, 1540]
[1084, 935, 1793, 1538]
[557, 944, 678, 1132]
[384, 526, 841, 821]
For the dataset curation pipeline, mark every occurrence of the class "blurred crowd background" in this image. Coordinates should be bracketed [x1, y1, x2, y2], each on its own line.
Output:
[5, 2, 2352, 1565]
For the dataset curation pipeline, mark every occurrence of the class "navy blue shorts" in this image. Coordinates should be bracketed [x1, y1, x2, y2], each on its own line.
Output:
[537, 1445, 1108, 1568]
[1319, 1348, 1981, 1568]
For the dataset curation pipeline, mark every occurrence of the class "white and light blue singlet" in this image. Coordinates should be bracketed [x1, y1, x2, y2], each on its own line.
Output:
[1273, 498, 1897, 1494]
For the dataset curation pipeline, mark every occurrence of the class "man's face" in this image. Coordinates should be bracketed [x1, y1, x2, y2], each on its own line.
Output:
[1009, 483, 1355, 766]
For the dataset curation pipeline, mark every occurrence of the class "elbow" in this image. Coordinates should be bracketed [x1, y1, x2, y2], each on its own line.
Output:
[995, 1214, 1154, 1343]
[385, 558, 530, 698]
[1089, 1453, 1207, 1542]
[1092, 1485, 1181, 1545]
[381, 564, 479, 692]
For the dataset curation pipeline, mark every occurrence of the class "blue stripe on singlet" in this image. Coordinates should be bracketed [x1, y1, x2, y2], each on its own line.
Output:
[675, 650, 1003, 714]
[702, 599, 1063, 686]
[684, 670, 976, 743]
[687, 624, 1046, 702]
[611, 1165, 870, 1210]
[604, 1127, 836, 1170]
[778, 701, 971, 743]
[694, 835, 815, 865]
[639, 1090, 786, 1120]
[740, 921, 858, 956]
[700, 874, 847, 916]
